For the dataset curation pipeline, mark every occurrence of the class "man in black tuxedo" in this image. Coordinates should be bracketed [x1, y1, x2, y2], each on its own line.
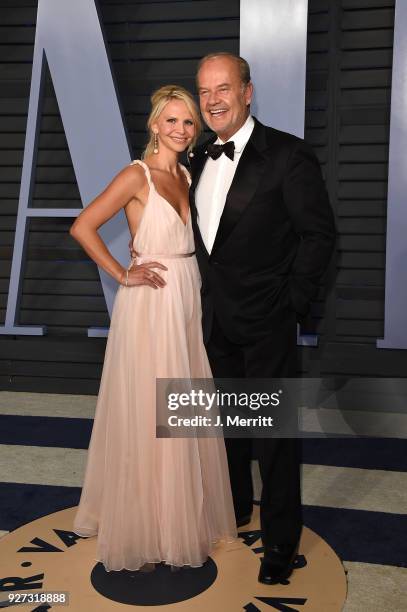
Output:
[190, 52, 336, 584]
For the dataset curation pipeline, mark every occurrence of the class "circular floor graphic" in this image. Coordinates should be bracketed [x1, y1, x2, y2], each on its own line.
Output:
[0, 506, 347, 610]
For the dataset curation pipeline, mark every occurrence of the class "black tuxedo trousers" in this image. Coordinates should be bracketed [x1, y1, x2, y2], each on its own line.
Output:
[206, 313, 302, 550]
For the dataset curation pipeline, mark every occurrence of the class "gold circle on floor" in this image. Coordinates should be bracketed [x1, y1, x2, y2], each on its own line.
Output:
[0, 505, 347, 610]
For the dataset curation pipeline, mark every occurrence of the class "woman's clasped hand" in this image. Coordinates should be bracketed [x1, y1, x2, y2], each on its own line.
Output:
[121, 260, 167, 289]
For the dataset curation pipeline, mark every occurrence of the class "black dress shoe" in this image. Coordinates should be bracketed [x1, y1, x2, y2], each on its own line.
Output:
[258, 541, 299, 585]
[236, 513, 252, 528]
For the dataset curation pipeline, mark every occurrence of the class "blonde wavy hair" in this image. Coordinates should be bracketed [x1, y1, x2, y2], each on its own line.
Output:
[142, 85, 202, 158]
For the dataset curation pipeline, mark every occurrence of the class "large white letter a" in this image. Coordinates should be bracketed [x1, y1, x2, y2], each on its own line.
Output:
[1, 0, 132, 338]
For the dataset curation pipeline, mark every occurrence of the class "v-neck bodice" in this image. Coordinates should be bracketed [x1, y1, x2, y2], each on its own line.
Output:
[129, 159, 194, 257]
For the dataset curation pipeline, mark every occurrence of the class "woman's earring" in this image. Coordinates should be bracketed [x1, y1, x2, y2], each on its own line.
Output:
[153, 132, 159, 154]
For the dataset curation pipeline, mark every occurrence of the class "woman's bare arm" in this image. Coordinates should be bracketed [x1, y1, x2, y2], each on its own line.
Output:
[69, 164, 145, 284]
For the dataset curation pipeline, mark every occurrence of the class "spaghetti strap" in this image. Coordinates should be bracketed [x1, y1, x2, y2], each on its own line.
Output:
[129, 159, 152, 186]
[131, 159, 191, 188]
[178, 162, 192, 187]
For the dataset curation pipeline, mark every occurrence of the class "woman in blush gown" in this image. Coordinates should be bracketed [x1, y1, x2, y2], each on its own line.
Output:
[69, 85, 237, 572]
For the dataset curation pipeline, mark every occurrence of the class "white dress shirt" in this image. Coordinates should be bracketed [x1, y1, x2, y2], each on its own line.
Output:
[195, 114, 255, 254]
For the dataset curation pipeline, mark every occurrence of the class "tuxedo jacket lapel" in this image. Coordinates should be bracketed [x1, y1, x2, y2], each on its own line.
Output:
[189, 137, 213, 259]
[211, 119, 267, 255]
[189, 133, 216, 195]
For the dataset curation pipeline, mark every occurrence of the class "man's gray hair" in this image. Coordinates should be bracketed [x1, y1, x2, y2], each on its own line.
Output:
[196, 52, 251, 86]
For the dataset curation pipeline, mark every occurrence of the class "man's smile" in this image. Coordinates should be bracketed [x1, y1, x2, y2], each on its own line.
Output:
[208, 108, 229, 117]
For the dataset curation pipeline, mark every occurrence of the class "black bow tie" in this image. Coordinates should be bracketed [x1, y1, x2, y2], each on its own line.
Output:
[206, 141, 235, 161]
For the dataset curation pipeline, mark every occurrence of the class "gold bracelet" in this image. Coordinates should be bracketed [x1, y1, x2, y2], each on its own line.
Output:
[125, 269, 129, 287]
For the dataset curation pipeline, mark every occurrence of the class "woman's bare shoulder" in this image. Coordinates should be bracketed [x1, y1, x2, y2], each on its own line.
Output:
[113, 160, 148, 193]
